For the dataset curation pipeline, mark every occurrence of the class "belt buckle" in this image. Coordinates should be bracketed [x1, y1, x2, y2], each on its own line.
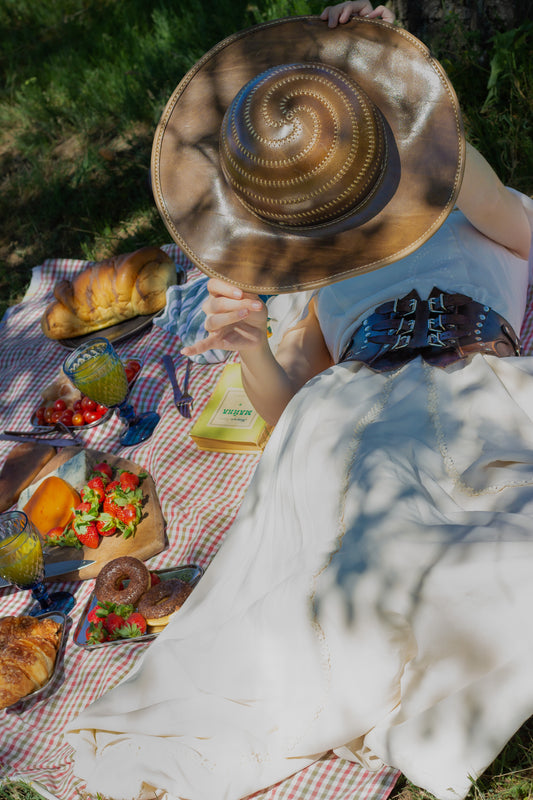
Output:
[427, 330, 449, 348]
[428, 294, 447, 313]
[428, 314, 445, 332]
[393, 297, 417, 315]
[387, 318, 416, 336]
[391, 333, 412, 350]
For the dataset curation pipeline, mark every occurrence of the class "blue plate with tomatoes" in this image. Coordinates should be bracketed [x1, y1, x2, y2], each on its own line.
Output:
[31, 359, 142, 431]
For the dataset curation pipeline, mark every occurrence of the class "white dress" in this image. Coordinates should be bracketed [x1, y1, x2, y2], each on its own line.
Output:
[65, 194, 533, 800]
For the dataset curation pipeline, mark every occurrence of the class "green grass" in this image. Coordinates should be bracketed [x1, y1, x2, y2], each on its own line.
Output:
[391, 718, 533, 800]
[0, 781, 45, 800]
[0, 3, 532, 800]
[0, 0, 531, 320]
[0, 0, 265, 315]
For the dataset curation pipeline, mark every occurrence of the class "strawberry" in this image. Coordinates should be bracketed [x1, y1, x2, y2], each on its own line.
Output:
[116, 503, 138, 526]
[95, 600, 135, 617]
[113, 503, 140, 539]
[98, 478, 145, 539]
[103, 495, 121, 518]
[123, 612, 147, 636]
[76, 521, 100, 548]
[85, 602, 146, 641]
[86, 621, 108, 644]
[119, 471, 140, 492]
[47, 526, 65, 540]
[75, 501, 93, 514]
[111, 612, 147, 639]
[80, 489, 103, 512]
[86, 476, 106, 502]
[103, 612, 126, 635]
[92, 461, 113, 481]
[45, 524, 82, 549]
[96, 514, 117, 536]
[87, 604, 105, 624]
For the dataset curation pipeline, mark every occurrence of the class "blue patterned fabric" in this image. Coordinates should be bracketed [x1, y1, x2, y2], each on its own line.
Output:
[154, 276, 230, 364]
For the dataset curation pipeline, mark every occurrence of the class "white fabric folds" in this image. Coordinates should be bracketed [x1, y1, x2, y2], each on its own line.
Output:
[66, 352, 533, 800]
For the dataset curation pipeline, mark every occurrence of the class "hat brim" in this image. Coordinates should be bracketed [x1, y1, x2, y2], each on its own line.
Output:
[151, 16, 465, 294]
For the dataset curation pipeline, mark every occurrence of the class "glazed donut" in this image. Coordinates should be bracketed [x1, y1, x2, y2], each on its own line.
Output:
[137, 579, 191, 626]
[95, 556, 150, 606]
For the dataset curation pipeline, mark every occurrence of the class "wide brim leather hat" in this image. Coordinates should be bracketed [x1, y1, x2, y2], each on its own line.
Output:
[151, 16, 465, 294]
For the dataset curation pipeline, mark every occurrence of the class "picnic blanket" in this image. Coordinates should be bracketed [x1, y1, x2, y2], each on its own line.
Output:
[0, 244, 400, 800]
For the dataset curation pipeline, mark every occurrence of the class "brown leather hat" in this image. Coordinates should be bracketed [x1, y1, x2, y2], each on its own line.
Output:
[151, 16, 465, 294]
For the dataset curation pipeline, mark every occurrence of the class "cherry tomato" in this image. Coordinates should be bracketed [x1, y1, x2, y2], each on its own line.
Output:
[125, 360, 141, 383]
[51, 410, 62, 423]
[83, 410, 99, 424]
[95, 403, 108, 416]
[44, 406, 55, 424]
[60, 409, 74, 426]
[73, 399, 83, 413]
[81, 396, 97, 412]
[72, 412, 85, 426]
[54, 398, 67, 412]
[34, 406, 46, 424]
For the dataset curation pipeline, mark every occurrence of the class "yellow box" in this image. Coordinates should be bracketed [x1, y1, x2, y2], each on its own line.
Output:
[189, 363, 271, 453]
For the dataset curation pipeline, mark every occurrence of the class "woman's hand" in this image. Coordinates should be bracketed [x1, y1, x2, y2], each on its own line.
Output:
[181, 279, 332, 426]
[181, 278, 268, 358]
[320, 1, 395, 27]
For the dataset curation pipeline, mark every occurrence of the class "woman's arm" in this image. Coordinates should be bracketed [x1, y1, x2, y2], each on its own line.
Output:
[182, 280, 332, 425]
[457, 142, 530, 260]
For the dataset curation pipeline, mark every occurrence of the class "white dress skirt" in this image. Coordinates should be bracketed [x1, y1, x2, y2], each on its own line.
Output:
[65, 352, 533, 800]
[65, 200, 533, 800]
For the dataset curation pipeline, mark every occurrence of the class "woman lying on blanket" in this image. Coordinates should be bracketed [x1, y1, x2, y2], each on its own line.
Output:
[65, 3, 533, 800]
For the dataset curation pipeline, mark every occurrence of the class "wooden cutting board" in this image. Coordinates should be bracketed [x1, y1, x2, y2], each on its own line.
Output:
[30, 447, 167, 581]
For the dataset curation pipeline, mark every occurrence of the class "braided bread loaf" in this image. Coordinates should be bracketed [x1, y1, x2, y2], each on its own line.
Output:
[0, 615, 62, 708]
[41, 246, 177, 340]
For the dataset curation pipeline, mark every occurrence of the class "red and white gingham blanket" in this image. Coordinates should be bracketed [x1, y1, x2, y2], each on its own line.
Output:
[0, 245, 400, 800]
[2, 245, 533, 800]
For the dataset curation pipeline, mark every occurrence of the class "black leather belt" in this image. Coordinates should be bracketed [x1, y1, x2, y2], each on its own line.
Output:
[340, 287, 521, 372]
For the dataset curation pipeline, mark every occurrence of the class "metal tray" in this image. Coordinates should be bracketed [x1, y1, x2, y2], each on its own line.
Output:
[3, 610, 69, 711]
[57, 313, 160, 350]
[30, 409, 113, 431]
[30, 358, 142, 431]
[73, 564, 204, 649]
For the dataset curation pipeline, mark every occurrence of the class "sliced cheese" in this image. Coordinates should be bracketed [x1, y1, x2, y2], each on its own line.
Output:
[22, 476, 80, 536]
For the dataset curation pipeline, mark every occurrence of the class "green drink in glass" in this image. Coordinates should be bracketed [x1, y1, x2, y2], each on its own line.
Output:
[0, 511, 75, 615]
[63, 337, 159, 446]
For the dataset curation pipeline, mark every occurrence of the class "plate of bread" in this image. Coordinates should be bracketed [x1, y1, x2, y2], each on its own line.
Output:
[73, 558, 203, 649]
[0, 611, 67, 710]
[40, 246, 179, 348]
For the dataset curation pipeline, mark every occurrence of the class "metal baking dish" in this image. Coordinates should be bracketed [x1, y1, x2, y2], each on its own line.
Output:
[73, 564, 204, 650]
[2, 610, 68, 711]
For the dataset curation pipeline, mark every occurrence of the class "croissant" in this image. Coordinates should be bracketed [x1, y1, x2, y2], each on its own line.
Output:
[41, 246, 177, 340]
[0, 615, 62, 708]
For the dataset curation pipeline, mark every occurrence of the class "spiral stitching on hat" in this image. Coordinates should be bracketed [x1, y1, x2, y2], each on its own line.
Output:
[221, 63, 385, 227]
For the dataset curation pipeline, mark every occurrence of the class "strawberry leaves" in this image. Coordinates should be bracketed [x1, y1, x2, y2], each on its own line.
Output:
[85, 600, 146, 643]
[56, 463, 146, 549]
